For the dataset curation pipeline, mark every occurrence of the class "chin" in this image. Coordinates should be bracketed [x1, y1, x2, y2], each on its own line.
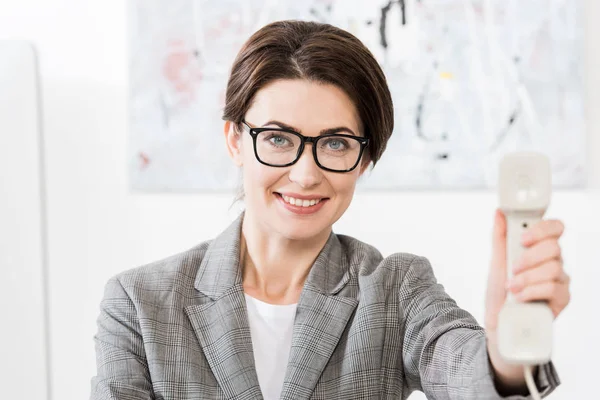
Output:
[271, 218, 331, 241]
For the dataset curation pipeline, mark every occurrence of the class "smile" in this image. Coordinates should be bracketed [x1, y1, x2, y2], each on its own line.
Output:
[281, 195, 323, 207]
[274, 192, 329, 214]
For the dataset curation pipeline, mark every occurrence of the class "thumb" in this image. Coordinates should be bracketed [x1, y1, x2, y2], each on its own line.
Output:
[485, 208, 508, 331]
[491, 208, 507, 274]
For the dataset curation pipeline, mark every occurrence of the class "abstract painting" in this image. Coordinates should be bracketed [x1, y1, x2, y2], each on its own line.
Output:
[129, 0, 585, 190]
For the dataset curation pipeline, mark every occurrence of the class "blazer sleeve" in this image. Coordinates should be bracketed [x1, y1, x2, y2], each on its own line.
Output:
[399, 255, 560, 400]
[90, 276, 155, 400]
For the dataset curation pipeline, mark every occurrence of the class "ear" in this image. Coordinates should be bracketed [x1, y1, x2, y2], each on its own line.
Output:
[358, 154, 371, 176]
[224, 121, 243, 167]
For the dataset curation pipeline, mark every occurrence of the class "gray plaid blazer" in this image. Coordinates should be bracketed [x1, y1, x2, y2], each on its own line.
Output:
[91, 212, 560, 399]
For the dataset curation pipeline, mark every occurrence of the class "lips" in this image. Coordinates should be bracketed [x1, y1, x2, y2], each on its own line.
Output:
[278, 191, 327, 199]
[274, 192, 329, 215]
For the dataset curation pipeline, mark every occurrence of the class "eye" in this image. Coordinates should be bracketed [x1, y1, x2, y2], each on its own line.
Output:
[262, 132, 295, 148]
[270, 135, 288, 146]
[323, 138, 348, 151]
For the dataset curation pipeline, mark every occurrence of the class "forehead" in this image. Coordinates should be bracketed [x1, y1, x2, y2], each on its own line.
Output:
[246, 79, 362, 135]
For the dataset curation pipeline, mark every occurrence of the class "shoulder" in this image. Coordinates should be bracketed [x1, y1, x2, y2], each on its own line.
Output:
[337, 233, 435, 287]
[106, 239, 212, 298]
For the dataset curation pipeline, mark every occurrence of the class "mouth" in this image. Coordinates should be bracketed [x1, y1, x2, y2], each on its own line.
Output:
[274, 192, 329, 208]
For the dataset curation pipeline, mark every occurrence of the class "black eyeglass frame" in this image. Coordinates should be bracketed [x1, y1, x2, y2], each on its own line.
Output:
[240, 120, 369, 173]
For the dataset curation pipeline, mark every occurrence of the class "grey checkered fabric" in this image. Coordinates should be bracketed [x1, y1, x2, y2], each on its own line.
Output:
[91, 212, 560, 399]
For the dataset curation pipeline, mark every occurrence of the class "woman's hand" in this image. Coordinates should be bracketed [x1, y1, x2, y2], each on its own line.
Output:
[484, 209, 570, 391]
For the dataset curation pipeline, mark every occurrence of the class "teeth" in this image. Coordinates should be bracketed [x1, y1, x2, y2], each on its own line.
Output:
[281, 195, 322, 207]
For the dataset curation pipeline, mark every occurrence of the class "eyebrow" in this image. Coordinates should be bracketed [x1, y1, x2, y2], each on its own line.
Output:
[262, 120, 358, 136]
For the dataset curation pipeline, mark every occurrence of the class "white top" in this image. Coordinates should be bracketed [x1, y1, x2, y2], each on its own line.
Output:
[245, 294, 298, 400]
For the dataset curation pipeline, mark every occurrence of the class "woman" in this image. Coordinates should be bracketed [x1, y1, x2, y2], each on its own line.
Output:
[91, 20, 570, 399]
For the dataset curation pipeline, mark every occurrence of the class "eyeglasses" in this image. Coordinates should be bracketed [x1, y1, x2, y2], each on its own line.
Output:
[240, 120, 369, 173]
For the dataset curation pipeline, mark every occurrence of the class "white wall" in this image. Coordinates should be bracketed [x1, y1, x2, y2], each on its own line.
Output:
[1, 1, 598, 399]
[0, 42, 48, 400]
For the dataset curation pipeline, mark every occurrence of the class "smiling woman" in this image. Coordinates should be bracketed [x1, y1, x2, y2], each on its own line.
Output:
[91, 20, 565, 400]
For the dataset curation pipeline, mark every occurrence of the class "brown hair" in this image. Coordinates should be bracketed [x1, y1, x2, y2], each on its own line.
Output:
[222, 20, 394, 167]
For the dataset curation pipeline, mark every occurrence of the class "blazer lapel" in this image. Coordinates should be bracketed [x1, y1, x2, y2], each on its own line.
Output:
[185, 287, 262, 400]
[184, 212, 263, 399]
[280, 233, 358, 400]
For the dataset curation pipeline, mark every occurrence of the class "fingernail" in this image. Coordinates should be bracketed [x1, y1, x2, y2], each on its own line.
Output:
[521, 232, 532, 244]
[513, 257, 526, 272]
[515, 291, 526, 301]
[506, 280, 520, 292]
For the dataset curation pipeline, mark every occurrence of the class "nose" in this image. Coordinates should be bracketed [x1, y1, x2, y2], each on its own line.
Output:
[287, 144, 323, 188]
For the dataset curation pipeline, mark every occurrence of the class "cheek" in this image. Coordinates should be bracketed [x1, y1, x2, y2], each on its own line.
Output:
[242, 161, 284, 199]
[331, 174, 359, 201]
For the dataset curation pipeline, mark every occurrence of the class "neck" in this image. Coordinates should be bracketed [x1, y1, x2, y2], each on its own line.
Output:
[240, 211, 331, 304]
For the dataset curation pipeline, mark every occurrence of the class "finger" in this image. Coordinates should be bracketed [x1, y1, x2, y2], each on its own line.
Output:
[514, 280, 565, 303]
[507, 259, 563, 293]
[514, 239, 561, 274]
[491, 209, 507, 272]
[515, 281, 571, 318]
[522, 219, 565, 246]
[557, 270, 571, 284]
